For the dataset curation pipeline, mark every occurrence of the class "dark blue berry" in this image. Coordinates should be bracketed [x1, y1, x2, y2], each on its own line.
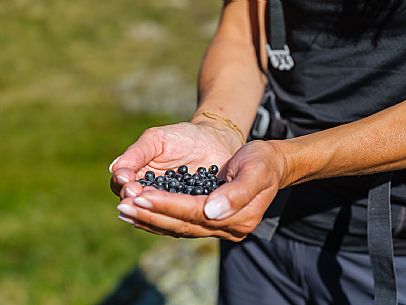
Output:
[197, 167, 207, 175]
[208, 165, 219, 175]
[208, 174, 217, 182]
[191, 186, 204, 195]
[195, 180, 204, 187]
[169, 188, 177, 193]
[168, 179, 178, 189]
[145, 171, 155, 181]
[183, 186, 193, 194]
[175, 174, 183, 181]
[155, 176, 165, 183]
[204, 180, 213, 188]
[219, 179, 226, 186]
[177, 165, 188, 174]
[203, 187, 210, 195]
[185, 178, 195, 186]
[165, 169, 176, 177]
[183, 173, 192, 180]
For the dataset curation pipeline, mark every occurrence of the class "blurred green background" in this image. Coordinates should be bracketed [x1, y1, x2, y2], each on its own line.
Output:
[0, 1, 220, 304]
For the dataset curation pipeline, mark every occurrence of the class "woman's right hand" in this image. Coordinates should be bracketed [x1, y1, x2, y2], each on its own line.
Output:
[109, 121, 243, 197]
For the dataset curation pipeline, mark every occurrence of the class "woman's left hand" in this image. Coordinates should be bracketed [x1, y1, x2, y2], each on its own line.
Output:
[116, 140, 290, 242]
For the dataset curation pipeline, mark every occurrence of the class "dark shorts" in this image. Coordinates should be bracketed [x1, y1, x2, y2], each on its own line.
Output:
[218, 233, 406, 305]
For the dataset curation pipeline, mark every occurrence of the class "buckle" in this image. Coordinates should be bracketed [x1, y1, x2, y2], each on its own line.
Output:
[266, 44, 294, 71]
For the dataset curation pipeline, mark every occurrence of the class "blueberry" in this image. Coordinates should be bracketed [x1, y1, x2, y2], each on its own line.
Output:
[191, 186, 204, 195]
[197, 167, 207, 175]
[208, 174, 217, 182]
[204, 180, 213, 188]
[175, 174, 183, 182]
[139, 179, 151, 186]
[169, 188, 177, 193]
[219, 179, 226, 186]
[155, 176, 165, 183]
[156, 185, 165, 191]
[177, 165, 188, 174]
[195, 180, 204, 187]
[198, 173, 206, 179]
[185, 178, 195, 186]
[177, 184, 185, 191]
[145, 171, 155, 181]
[192, 173, 199, 180]
[208, 165, 219, 175]
[168, 179, 178, 189]
[183, 173, 192, 180]
[183, 186, 193, 194]
[165, 169, 176, 177]
[163, 182, 169, 190]
[203, 187, 210, 195]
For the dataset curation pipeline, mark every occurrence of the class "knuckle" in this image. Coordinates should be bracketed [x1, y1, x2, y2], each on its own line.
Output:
[237, 187, 253, 202]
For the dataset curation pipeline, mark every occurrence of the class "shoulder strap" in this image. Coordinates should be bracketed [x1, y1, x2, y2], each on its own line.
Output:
[267, 0, 294, 71]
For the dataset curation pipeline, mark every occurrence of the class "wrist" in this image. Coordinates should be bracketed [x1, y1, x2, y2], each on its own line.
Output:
[266, 139, 303, 189]
[268, 137, 327, 188]
[191, 118, 243, 155]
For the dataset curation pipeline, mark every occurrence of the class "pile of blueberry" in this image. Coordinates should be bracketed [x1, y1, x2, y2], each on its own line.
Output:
[137, 165, 225, 195]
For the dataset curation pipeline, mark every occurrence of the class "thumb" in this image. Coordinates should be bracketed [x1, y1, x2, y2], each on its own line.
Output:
[109, 128, 162, 173]
[203, 165, 268, 220]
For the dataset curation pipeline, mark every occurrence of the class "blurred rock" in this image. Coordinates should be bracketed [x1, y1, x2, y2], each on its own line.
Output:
[156, 0, 188, 9]
[115, 66, 196, 118]
[140, 238, 219, 305]
[128, 21, 167, 43]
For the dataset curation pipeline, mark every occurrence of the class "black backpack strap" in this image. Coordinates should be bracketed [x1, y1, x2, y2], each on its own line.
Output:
[368, 172, 398, 305]
[267, 0, 294, 71]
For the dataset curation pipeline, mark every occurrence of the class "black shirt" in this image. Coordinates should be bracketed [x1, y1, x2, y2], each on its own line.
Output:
[268, 0, 406, 254]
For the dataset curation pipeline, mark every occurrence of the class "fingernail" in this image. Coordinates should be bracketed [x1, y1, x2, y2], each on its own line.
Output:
[118, 214, 135, 225]
[124, 187, 137, 197]
[109, 155, 122, 173]
[204, 195, 231, 220]
[117, 204, 137, 217]
[133, 197, 153, 209]
[117, 175, 129, 185]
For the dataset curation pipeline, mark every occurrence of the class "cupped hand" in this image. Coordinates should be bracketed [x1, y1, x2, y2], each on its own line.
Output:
[117, 140, 290, 242]
[109, 121, 242, 196]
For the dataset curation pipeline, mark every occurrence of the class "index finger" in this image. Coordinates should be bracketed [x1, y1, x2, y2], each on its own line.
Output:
[133, 188, 212, 225]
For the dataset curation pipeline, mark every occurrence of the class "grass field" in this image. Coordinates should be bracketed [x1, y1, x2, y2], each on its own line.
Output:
[0, 1, 220, 304]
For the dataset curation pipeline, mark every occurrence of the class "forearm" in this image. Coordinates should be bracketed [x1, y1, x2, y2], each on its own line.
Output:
[276, 101, 406, 188]
[192, 38, 265, 136]
[191, 0, 267, 137]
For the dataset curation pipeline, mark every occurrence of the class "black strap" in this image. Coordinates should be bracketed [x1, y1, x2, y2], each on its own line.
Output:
[267, 0, 294, 71]
[269, 0, 287, 49]
[368, 173, 398, 305]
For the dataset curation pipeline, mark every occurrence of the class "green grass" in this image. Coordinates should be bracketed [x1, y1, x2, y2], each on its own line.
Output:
[0, 102, 178, 305]
[0, 0, 221, 304]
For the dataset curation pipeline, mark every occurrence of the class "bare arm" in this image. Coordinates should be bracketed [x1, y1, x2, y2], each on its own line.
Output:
[191, 0, 268, 137]
[278, 101, 406, 188]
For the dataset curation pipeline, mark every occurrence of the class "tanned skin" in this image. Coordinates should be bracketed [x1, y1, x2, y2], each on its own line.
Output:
[110, 0, 406, 241]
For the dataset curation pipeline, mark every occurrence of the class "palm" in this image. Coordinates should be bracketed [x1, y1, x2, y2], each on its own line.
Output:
[133, 122, 235, 179]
